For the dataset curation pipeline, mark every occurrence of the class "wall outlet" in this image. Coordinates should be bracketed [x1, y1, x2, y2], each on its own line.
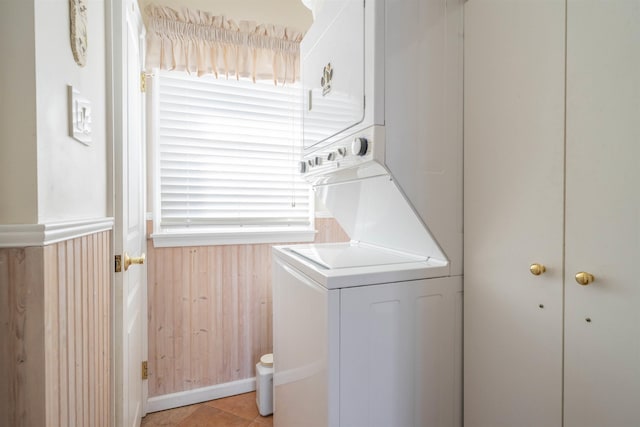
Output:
[68, 85, 92, 145]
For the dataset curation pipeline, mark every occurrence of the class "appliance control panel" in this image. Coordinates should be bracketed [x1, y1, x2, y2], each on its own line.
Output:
[300, 125, 386, 182]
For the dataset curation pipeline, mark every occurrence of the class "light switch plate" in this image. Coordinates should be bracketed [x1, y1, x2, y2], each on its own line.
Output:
[68, 85, 92, 145]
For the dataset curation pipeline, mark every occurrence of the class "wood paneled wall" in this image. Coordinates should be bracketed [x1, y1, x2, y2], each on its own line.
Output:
[0, 246, 46, 426]
[0, 231, 111, 426]
[147, 218, 349, 397]
[43, 232, 112, 427]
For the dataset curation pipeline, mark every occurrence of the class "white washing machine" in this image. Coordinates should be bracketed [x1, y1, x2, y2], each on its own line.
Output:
[272, 175, 462, 427]
[273, 239, 462, 427]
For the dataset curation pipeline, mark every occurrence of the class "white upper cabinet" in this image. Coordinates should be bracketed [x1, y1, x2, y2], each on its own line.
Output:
[465, 1, 640, 426]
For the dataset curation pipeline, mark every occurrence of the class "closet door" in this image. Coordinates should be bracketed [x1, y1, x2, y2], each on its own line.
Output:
[564, 1, 640, 426]
[464, 1, 565, 426]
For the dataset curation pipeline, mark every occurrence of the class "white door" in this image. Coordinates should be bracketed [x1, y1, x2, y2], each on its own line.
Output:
[465, 2, 640, 426]
[113, 0, 147, 426]
[564, 1, 640, 425]
[463, 1, 566, 426]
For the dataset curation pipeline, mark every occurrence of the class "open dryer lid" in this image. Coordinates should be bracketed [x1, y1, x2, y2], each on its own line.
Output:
[314, 174, 449, 266]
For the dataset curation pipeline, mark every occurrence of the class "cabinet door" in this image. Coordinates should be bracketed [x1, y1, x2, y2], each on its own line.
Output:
[464, 1, 565, 426]
[564, 2, 640, 426]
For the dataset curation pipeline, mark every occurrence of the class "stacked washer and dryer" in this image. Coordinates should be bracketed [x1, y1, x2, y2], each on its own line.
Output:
[272, 0, 464, 426]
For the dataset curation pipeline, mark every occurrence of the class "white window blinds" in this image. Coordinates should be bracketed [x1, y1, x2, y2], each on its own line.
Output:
[152, 70, 313, 246]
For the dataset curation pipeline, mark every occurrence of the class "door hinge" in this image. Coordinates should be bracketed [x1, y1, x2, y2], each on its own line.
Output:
[140, 72, 147, 93]
[115, 254, 122, 273]
[142, 361, 148, 380]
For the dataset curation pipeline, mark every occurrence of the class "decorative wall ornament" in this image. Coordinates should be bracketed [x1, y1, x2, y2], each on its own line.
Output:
[69, 0, 88, 67]
[321, 62, 333, 96]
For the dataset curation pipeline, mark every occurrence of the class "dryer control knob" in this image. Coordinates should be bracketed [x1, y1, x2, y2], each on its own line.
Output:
[351, 137, 369, 156]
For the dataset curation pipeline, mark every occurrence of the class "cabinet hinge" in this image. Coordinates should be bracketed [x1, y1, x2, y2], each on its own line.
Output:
[140, 72, 147, 93]
[115, 254, 122, 273]
[142, 361, 148, 380]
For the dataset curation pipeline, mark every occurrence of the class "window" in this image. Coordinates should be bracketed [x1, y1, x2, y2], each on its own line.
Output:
[149, 70, 314, 247]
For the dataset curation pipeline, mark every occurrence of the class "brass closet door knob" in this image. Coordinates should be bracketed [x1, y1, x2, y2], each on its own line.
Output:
[124, 252, 146, 271]
[575, 271, 595, 286]
[530, 264, 546, 276]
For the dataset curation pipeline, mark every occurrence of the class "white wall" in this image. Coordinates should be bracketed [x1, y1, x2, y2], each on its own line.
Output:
[0, 0, 109, 225]
[139, 0, 313, 31]
[0, 1, 38, 224]
[34, 0, 108, 223]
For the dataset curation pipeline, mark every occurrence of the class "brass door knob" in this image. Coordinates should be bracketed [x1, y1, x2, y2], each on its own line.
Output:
[575, 271, 595, 286]
[530, 263, 546, 276]
[124, 252, 146, 271]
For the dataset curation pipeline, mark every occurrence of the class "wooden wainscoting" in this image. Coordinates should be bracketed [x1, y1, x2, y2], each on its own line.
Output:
[0, 246, 46, 426]
[147, 218, 349, 397]
[43, 232, 112, 426]
[0, 231, 111, 426]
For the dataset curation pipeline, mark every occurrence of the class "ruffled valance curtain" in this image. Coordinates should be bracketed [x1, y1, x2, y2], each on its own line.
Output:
[144, 5, 304, 84]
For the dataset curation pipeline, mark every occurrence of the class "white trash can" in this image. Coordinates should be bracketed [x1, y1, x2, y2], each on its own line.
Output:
[256, 353, 274, 416]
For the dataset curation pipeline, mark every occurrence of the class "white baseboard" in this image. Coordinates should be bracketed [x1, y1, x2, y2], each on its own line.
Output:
[146, 377, 256, 414]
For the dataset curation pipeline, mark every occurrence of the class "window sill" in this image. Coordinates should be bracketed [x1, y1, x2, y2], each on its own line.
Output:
[150, 229, 316, 248]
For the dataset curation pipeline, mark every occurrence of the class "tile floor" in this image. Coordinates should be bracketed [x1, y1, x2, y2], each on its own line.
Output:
[141, 392, 273, 427]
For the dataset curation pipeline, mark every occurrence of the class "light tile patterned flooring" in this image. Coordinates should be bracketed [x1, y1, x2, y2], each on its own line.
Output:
[141, 392, 273, 427]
